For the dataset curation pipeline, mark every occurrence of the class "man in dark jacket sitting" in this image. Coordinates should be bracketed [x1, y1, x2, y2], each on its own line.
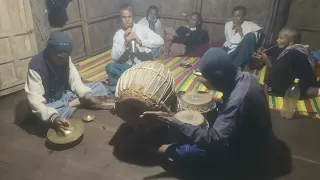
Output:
[160, 12, 209, 58]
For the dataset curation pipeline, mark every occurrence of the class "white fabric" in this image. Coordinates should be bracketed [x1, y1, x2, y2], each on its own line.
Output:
[25, 57, 91, 123]
[111, 23, 164, 65]
[137, 17, 164, 37]
[223, 21, 262, 54]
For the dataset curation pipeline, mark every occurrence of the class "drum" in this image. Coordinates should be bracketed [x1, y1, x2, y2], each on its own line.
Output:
[178, 91, 216, 113]
[115, 61, 177, 131]
[174, 110, 209, 130]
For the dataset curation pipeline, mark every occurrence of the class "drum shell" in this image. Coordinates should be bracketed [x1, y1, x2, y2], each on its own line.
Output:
[115, 61, 176, 131]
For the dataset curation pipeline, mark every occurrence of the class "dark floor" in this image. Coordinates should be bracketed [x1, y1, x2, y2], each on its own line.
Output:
[0, 91, 320, 180]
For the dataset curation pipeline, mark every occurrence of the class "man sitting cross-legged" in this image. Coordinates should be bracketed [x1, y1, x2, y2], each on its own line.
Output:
[160, 12, 209, 58]
[141, 48, 273, 170]
[253, 27, 320, 98]
[25, 32, 112, 134]
[106, 3, 164, 87]
[223, 6, 262, 69]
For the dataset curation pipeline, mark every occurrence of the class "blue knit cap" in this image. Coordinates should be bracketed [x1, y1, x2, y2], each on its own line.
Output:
[47, 32, 73, 53]
[199, 48, 237, 84]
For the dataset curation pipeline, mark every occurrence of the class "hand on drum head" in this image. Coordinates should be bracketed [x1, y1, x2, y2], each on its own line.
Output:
[139, 111, 175, 123]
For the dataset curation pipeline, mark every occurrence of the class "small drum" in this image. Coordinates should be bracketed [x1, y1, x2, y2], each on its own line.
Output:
[178, 91, 216, 113]
[115, 61, 177, 131]
[174, 110, 209, 130]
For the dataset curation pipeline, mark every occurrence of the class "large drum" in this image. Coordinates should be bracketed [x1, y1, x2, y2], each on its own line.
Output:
[115, 61, 177, 131]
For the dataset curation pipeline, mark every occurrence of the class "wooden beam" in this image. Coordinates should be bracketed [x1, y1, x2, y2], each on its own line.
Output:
[0, 84, 25, 97]
[298, 27, 320, 33]
[72, 52, 87, 61]
[23, 0, 38, 54]
[91, 44, 112, 55]
[196, 0, 203, 12]
[87, 13, 120, 24]
[202, 17, 229, 24]
[136, 13, 188, 21]
[78, 0, 92, 56]
[136, 13, 228, 24]
[0, 29, 33, 39]
[49, 21, 82, 33]
[72, 44, 112, 63]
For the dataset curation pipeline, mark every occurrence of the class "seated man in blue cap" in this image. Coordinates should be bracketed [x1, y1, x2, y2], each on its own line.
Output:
[140, 48, 273, 169]
[25, 32, 112, 134]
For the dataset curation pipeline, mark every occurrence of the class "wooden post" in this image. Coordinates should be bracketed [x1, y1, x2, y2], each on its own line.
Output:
[196, 0, 203, 13]
[78, 0, 92, 56]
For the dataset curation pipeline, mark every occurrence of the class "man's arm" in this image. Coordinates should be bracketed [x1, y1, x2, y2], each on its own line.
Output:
[155, 20, 165, 38]
[140, 26, 164, 49]
[68, 57, 92, 98]
[199, 30, 210, 44]
[169, 102, 241, 148]
[24, 69, 59, 123]
[223, 22, 232, 47]
[292, 51, 317, 94]
[111, 32, 130, 63]
[172, 26, 188, 44]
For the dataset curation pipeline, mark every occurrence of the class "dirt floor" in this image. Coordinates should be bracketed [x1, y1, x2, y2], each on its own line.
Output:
[1, 91, 320, 180]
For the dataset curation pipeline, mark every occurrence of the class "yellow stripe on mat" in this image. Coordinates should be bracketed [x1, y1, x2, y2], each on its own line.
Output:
[180, 75, 197, 92]
[76, 50, 111, 67]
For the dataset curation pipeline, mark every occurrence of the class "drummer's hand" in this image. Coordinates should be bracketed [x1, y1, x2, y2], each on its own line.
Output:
[83, 93, 102, 105]
[88, 96, 102, 105]
[53, 116, 70, 135]
[140, 111, 175, 122]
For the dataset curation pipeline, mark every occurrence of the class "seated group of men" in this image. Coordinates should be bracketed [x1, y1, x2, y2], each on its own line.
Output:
[107, 4, 320, 98]
[24, 2, 318, 170]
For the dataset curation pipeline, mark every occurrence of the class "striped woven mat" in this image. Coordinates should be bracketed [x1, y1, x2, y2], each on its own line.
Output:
[76, 49, 320, 119]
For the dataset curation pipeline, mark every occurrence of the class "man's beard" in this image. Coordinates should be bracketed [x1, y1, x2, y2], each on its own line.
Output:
[50, 60, 70, 84]
[58, 61, 70, 81]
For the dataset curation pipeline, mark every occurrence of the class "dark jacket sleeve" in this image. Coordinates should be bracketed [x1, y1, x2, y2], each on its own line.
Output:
[173, 26, 188, 44]
[200, 30, 210, 44]
[169, 101, 241, 148]
[291, 50, 317, 94]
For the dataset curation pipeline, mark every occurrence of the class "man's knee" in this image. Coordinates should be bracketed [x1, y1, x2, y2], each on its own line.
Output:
[105, 63, 116, 75]
[243, 33, 257, 43]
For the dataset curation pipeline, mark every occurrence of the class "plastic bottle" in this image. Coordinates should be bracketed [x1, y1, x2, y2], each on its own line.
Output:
[280, 78, 300, 119]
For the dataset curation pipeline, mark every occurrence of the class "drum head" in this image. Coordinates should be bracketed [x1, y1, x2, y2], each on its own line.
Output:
[182, 91, 212, 106]
[179, 91, 216, 113]
[174, 110, 204, 126]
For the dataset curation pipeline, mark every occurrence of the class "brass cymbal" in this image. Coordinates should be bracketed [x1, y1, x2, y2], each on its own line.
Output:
[47, 118, 84, 144]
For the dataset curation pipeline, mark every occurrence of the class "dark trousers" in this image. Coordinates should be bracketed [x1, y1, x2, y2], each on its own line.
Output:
[230, 33, 257, 68]
[105, 63, 131, 86]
